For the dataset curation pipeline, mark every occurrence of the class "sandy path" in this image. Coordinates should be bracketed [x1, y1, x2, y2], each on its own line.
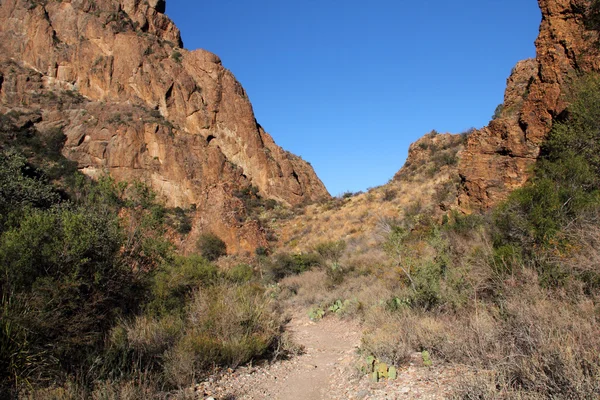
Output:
[195, 312, 361, 400]
[195, 313, 462, 399]
[274, 315, 361, 399]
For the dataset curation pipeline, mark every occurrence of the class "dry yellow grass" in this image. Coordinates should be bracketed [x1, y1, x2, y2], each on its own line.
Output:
[270, 132, 465, 254]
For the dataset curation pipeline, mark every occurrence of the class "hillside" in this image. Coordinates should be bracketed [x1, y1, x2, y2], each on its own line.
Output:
[0, 0, 329, 253]
[272, 132, 465, 254]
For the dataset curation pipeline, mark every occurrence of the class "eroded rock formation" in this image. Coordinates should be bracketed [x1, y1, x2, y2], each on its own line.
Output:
[459, 0, 600, 209]
[0, 0, 329, 253]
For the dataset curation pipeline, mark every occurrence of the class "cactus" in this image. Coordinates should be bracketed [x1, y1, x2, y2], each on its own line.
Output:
[371, 371, 379, 382]
[422, 350, 432, 367]
[363, 356, 399, 381]
[376, 362, 388, 379]
[328, 299, 343, 313]
[388, 366, 397, 380]
[366, 355, 376, 371]
[308, 307, 325, 321]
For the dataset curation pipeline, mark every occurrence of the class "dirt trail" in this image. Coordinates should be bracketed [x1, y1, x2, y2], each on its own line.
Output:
[195, 313, 462, 399]
[273, 314, 361, 400]
[195, 312, 361, 400]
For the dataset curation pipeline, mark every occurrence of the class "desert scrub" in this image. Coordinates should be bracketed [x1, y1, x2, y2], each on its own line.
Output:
[492, 73, 600, 287]
[104, 281, 285, 390]
[146, 255, 219, 316]
[196, 232, 227, 261]
[164, 283, 283, 387]
[450, 285, 600, 399]
[0, 142, 289, 396]
[263, 251, 321, 281]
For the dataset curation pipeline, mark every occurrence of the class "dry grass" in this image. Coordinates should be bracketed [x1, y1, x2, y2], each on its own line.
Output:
[449, 287, 600, 398]
[163, 283, 283, 387]
[273, 207, 600, 399]
[268, 133, 464, 255]
[19, 376, 169, 400]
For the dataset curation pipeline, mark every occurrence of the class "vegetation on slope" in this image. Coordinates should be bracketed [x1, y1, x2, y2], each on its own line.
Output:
[274, 73, 600, 399]
[0, 114, 289, 398]
[1, 53, 600, 400]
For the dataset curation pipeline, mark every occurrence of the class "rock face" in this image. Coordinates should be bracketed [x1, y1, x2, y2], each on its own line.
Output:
[459, 0, 600, 209]
[394, 131, 465, 183]
[0, 0, 329, 253]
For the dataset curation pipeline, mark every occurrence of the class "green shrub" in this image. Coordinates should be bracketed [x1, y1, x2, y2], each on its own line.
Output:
[0, 150, 60, 229]
[325, 262, 347, 287]
[493, 73, 600, 272]
[171, 50, 182, 63]
[167, 207, 192, 234]
[265, 252, 321, 281]
[196, 232, 227, 261]
[491, 103, 504, 120]
[314, 240, 346, 263]
[584, 0, 600, 38]
[164, 284, 281, 386]
[491, 244, 522, 275]
[446, 211, 485, 236]
[228, 264, 254, 283]
[147, 255, 219, 316]
[0, 205, 139, 390]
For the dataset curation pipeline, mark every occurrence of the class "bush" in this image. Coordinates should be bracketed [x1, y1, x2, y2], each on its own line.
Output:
[164, 283, 282, 386]
[492, 74, 600, 288]
[382, 188, 397, 202]
[450, 291, 600, 399]
[171, 50, 182, 63]
[103, 265, 286, 390]
[265, 252, 321, 281]
[168, 207, 192, 234]
[227, 263, 254, 283]
[0, 135, 287, 396]
[491, 103, 504, 120]
[0, 150, 60, 229]
[196, 232, 227, 261]
[147, 255, 219, 316]
[446, 211, 485, 236]
[0, 205, 140, 390]
[314, 240, 346, 263]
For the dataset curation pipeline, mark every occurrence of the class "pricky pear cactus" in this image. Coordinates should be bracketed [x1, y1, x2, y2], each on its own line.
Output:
[361, 356, 398, 382]
[328, 299, 344, 313]
[308, 307, 325, 321]
[376, 362, 388, 379]
[422, 350, 433, 367]
[388, 366, 397, 379]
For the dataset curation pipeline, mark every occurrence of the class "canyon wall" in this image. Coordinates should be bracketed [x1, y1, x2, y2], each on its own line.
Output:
[459, 0, 600, 209]
[0, 0, 329, 253]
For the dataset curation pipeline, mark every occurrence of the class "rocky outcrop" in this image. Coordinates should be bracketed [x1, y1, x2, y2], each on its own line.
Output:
[0, 0, 329, 253]
[394, 131, 465, 182]
[459, 0, 600, 209]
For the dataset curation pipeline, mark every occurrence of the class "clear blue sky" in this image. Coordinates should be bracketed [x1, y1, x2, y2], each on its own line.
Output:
[165, 1, 541, 196]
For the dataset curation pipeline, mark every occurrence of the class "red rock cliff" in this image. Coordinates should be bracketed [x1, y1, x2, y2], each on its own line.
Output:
[459, 0, 600, 209]
[0, 0, 329, 253]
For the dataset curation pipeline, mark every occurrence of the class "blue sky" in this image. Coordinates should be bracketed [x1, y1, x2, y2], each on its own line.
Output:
[166, 1, 541, 196]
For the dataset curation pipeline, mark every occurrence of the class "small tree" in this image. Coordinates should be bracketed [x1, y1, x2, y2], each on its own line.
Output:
[383, 225, 416, 291]
[197, 232, 227, 261]
[492, 103, 504, 120]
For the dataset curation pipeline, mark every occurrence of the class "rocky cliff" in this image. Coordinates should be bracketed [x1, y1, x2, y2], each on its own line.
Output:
[459, 0, 600, 209]
[0, 0, 329, 253]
